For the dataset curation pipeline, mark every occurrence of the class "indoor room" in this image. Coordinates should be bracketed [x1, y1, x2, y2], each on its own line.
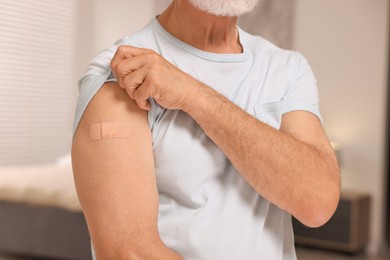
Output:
[0, 0, 389, 259]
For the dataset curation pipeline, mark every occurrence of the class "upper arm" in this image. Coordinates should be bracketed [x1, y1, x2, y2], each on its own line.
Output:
[71, 82, 159, 258]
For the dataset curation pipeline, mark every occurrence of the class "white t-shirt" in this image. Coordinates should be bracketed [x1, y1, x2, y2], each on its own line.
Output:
[74, 18, 321, 260]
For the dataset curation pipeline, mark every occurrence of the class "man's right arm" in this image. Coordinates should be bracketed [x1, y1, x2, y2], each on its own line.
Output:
[72, 82, 181, 259]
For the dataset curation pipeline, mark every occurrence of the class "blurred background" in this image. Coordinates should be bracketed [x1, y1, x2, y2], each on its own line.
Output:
[0, 0, 389, 259]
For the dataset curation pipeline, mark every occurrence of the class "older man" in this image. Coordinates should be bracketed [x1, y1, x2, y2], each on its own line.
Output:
[71, 0, 340, 259]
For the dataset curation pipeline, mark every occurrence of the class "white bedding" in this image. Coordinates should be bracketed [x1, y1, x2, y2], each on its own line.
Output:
[0, 159, 81, 212]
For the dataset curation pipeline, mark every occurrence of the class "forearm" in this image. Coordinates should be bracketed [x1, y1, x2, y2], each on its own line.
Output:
[128, 245, 183, 260]
[98, 238, 182, 260]
[108, 45, 339, 227]
[88, 228, 180, 259]
[184, 83, 340, 227]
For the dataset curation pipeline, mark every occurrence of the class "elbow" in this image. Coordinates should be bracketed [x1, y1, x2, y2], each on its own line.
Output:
[302, 205, 338, 228]
[299, 162, 341, 228]
[295, 183, 340, 228]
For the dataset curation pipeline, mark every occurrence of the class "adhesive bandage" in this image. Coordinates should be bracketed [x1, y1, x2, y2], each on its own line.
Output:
[90, 122, 132, 140]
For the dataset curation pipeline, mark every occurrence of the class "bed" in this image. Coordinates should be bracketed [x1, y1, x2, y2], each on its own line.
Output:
[0, 155, 92, 260]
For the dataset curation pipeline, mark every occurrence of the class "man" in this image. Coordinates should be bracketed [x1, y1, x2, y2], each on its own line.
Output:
[72, 0, 340, 259]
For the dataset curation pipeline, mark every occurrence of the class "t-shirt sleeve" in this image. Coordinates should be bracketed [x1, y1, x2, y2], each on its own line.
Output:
[72, 41, 121, 135]
[282, 52, 322, 121]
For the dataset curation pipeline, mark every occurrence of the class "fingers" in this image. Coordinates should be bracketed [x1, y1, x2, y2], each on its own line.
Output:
[134, 87, 152, 111]
[110, 45, 159, 111]
[110, 45, 153, 78]
[134, 75, 154, 111]
[115, 56, 148, 88]
[123, 68, 151, 111]
[122, 68, 146, 98]
[110, 45, 185, 111]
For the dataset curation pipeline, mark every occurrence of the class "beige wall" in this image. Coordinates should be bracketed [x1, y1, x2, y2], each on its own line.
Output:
[294, 0, 389, 253]
[73, 0, 155, 109]
[76, 0, 154, 79]
[91, 0, 154, 57]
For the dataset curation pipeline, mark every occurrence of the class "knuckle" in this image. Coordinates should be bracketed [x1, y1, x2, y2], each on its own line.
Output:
[145, 73, 158, 85]
[117, 45, 127, 54]
[149, 62, 161, 71]
[152, 75, 161, 86]
[146, 52, 160, 62]
[115, 62, 126, 78]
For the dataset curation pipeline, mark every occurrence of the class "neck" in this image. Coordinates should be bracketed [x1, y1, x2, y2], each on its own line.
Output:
[157, 0, 242, 54]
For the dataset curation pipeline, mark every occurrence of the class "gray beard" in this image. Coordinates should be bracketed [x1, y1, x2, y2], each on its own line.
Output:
[187, 0, 260, 17]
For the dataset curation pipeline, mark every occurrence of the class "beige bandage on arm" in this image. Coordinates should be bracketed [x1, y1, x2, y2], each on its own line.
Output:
[90, 122, 132, 140]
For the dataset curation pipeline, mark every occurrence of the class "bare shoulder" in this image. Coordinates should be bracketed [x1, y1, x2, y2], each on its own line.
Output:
[76, 82, 148, 132]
